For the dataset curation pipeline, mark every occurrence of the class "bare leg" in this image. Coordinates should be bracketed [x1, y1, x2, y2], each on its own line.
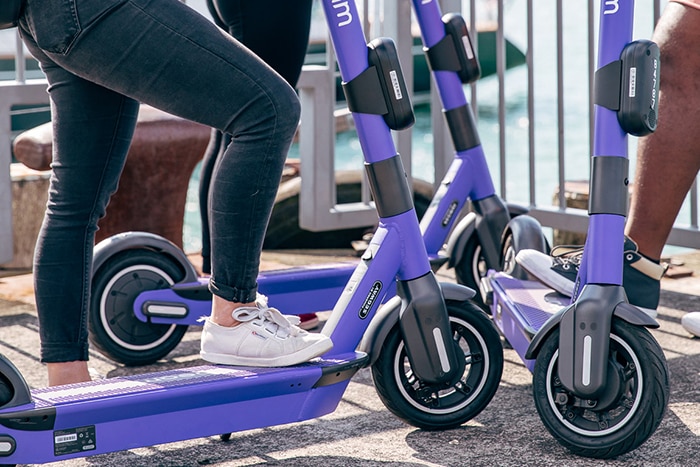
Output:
[626, 3, 700, 259]
[47, 361, 91, 387]
[210, 295, 249, 327]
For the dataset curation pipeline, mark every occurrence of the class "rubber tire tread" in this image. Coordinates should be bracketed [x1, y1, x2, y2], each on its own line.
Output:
[89, 249, 189, 366]
[371, 300, 503, 430]
[532, 318, 669, 459]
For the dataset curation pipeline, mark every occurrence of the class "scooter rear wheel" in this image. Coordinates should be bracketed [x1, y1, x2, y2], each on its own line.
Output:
[371, 300, 503, 430]
[532, 318, 669, 459]
[89, 249, 189, 366]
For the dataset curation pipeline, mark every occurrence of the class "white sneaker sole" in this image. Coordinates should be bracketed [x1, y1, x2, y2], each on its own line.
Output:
[681, 312, 700, 337]
[201, 338, 333, 367]
[515, 250, 575, 296]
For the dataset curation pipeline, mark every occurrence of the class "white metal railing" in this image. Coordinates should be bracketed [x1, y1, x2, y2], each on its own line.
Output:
[0, 25, 49, 262]
[2, 0, 698, 266]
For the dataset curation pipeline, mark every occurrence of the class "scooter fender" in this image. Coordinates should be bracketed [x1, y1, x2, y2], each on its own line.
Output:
[445, 202, 530, 269]
[358, 282, 475, 366]
[525, 291, 659, 362]
[92, 231, 198, 283]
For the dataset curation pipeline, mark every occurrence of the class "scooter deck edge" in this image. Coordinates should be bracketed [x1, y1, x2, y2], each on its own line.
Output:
[0, 352, 368, 464]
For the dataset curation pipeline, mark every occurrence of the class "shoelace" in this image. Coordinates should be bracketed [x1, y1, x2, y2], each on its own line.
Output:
[550, 245, 583, 269]
[232, 306, 300, 338]
[256, 293, 301, 326]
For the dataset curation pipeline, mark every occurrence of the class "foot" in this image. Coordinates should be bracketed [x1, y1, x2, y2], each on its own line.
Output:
[200, 302, 332, 367]
[681, 312, 700, 338]
[47, 361, 92, 387]
[298, 313, 320, 330]
[515, 236, 667, 318]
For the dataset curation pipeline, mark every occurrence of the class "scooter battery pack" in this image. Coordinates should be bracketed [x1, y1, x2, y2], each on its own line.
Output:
[618, 39, 660, 136]
[424, 13, 481, 84]
[367, 37, 415, 131]
[442, 13, 481, 84]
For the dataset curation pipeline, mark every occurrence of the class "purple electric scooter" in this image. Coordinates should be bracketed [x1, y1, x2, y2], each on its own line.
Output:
[87, 0, 539, 368]
[0, 1, 505, 464]
[482, 0, 669, 458]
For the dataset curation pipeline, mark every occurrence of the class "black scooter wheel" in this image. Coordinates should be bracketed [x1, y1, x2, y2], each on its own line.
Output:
[533, 318, 669, 459]
[371, 300, 503, 430]
[453, 235, 489, 310]
[89, 249, 189, 366]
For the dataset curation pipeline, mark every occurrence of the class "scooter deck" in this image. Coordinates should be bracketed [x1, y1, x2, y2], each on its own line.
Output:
[488, 272, 569, 370]
[0, 352, 367, 464]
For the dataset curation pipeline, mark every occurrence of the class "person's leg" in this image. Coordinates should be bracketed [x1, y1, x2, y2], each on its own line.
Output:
[20, 0, 328, 383]
[198, 128, 223, 275]
[17, 31, 140, 385]
[626, 1, 700, 259]
[199, 0, 313, 276]
[201, 0, 321, 329]
[212, 0, 313, 87]
[515, 2, 700, 316]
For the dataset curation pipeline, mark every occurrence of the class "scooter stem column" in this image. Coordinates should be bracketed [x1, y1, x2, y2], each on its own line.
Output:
[559, 0, 634, 397]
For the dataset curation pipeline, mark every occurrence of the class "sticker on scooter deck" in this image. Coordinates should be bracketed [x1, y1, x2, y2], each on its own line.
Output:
[54, 425, 95, 456]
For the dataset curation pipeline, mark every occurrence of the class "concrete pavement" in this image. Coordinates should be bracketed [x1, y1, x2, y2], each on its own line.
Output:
[0, 248, 698, 466]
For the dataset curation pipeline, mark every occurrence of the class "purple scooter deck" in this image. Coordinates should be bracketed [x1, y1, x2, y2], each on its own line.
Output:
[0, 353, 367, 464]
[488, 272, 569, 371]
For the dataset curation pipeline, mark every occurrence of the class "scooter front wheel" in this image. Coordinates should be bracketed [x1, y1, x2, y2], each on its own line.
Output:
[371, 300, 503, 430]
[533, 318, 669, 459]
[89, 249, 189, 366]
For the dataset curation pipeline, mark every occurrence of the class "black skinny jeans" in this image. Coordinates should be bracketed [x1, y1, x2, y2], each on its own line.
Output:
[18, 0, 300, 362]
[199, 0, 313, 273]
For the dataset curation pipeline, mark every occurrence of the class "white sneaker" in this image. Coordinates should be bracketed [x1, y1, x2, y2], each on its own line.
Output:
[681, 312, 700, 338]
[200, 303, 333, 367]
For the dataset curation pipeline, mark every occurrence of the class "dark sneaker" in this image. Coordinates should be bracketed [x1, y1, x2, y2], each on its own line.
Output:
[515, 236, 667, 318]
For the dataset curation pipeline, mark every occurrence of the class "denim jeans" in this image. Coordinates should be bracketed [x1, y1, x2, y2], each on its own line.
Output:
[198, 0, 312, 274]
[17, 0, 301, 362]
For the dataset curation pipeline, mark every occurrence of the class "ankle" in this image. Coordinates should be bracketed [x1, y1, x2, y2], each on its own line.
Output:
[625, 234, 662, 262]
[210, 295, 254, 327]
[47, 361, 91, 387]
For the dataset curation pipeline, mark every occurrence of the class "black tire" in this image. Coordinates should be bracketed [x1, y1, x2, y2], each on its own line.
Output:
[501, 231, 532, 279]
[454, 214, 547, 309]
[533, 319, 669, 459]
[89, 249, 189, 366]
[371, 300, 503, 430]
[453, 234, 489, 310]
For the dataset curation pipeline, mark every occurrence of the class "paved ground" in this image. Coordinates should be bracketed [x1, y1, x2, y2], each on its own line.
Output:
[0, 248, 698, 467]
